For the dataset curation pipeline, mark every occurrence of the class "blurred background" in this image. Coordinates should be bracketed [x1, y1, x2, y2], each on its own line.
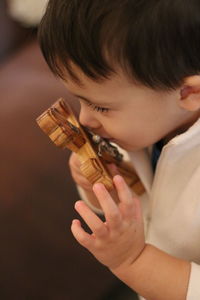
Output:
[0, 0, 133, 299]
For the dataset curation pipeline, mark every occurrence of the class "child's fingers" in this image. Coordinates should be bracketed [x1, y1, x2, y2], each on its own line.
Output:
[92, 183, 122, 230]
[71, 219, 94, 248]
[74, 201, 108, 238]
[113, 175, 136, 220]
[113, 175, 133, 205]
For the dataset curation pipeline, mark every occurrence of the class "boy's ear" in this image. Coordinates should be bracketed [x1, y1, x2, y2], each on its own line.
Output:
[179, 75, 200, 111]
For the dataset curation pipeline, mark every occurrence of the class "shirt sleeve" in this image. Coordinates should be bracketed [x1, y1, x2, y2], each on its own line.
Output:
[187, 262, 200, 300]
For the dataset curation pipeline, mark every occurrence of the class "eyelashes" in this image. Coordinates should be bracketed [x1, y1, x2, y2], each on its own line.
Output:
[78, 97, 110, 114]
[86, 102, 110, 113]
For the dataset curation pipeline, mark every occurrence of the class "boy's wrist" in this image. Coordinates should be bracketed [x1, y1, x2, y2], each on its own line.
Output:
[109, 243, 149, 276]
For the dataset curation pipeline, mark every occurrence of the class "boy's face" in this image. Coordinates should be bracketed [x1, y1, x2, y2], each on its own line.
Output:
[64, 67, 195, 151]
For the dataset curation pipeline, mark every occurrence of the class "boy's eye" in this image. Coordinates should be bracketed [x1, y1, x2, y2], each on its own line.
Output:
[86, 102, 110, 113]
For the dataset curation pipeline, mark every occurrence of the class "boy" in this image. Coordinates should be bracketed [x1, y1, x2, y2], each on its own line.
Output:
[38, 1, 200, 299]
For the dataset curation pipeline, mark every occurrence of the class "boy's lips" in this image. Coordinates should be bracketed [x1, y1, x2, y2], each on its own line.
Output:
[102, 136, 116, 142]
[107, 138, 119, 145]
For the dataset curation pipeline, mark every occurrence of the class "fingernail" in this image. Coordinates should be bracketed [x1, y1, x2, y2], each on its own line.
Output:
[72, 219, 80, 226]
[74, 200, 82, 209]
[114, 175, 123, 183]
[93, 183, 103, 191]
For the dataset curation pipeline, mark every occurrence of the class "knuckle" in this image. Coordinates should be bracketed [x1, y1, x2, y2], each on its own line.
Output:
[68, 160, 74, 170]
[107, 211, 120, 222]
[78, 236, 90, 247]
[69, 158, 75, 168]
[69, 153, 74, 162]
[70, 170, 76, 180]
[69, 153, 79, 167]
[94, 225, 106, 237]
[125, 201, 134, 211]
[71, 167, 81, 179]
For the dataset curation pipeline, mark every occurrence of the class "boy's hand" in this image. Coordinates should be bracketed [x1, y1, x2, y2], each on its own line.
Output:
[71, 175, 145, 270]
[69, 152, 120, 191]
[69, 152, 93, 191]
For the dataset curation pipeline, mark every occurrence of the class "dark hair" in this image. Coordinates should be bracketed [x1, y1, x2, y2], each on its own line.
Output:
[38, 0, 200, 90]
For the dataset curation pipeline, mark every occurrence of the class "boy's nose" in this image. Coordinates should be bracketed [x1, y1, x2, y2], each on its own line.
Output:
[79, 106, 101, 130]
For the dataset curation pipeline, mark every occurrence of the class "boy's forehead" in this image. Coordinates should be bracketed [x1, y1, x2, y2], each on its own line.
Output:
[64, 79, 119, 107]
[63, 63, 137, 104]
[64, 77, 132, 108]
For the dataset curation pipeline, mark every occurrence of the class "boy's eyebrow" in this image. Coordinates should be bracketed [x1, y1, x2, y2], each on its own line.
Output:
[74, 94, 114, 106]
